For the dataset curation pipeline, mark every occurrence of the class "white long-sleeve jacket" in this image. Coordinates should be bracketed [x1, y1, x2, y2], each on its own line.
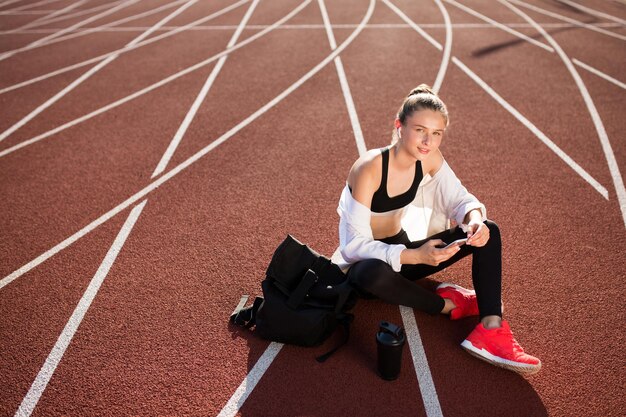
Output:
[331, 159, 487, 272]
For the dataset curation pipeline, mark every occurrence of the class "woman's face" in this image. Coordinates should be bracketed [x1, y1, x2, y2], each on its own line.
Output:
[397, 109, 446, 161]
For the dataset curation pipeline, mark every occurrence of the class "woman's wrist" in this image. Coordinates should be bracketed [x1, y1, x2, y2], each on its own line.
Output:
[401, 248, 420, 265]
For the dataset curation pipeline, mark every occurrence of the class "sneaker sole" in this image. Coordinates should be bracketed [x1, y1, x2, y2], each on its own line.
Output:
[461, 340, 541, 375]
[436, 282, 475, 295]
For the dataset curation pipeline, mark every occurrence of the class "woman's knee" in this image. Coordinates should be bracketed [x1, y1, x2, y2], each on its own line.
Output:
[348, 259, 394, 292]
[484, 219, 501, 243]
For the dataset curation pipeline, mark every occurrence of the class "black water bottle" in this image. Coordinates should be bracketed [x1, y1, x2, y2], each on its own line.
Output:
[376, 321, 406, 380]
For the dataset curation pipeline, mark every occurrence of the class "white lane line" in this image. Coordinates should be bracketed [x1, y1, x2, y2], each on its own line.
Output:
[13, 200, 147, 417]
[383, 0, 442, 49]
[443, 0, 553, 52]
[0, 0, 200, 144]
[2, 0, 63, 13]
[11, 3, 259, 410]
[0, 10, 51, 14]
[152, 0, 259, 178]
[0, 0, 303, 159]
[558, 0, 626, 26]
[0, 0, 24, 9]
[500, 0, 625, 226]
[0, 0, 317, 289]
[432, 0, 452, 94]
[3, 0, 91, 35]
[0, 0, 140, 62]
[3, 22, 624, 34]
[507, 0, 626, 41]
[216, 3, 374, 415]
[573, 59, 626, 90]
[6, 0, 128, 33]
[0, 0, 242, 96]
[453, 57, 608, 200]
[436, 1, 625, 115]
[318, 0, 366, 156]
[400, 307, 444, 417]
[216, 342, 284, 417]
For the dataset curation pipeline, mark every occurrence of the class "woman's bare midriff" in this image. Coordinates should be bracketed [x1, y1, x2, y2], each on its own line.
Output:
[370, 210, 405, 240]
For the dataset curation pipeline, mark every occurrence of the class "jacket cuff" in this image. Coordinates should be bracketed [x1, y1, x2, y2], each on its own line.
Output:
[387, 244, 407, 272]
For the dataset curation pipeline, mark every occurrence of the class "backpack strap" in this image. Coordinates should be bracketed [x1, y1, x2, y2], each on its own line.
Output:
[286, 269, 318, 309]
[315, 313, 353, 363]
[230, 296, 264, 328]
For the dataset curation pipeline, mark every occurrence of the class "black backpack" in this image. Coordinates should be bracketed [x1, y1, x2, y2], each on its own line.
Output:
[230, 235, 357, 362]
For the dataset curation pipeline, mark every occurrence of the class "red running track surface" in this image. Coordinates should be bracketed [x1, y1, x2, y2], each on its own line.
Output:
[1, 0, 625, 416]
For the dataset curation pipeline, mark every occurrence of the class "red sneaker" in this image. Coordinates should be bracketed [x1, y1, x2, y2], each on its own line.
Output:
[436, 283, 479, 320]
[461, 320, 542, 374]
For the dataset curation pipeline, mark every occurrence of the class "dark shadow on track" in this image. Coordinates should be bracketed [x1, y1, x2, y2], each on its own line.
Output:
[471, 17, 599, 58]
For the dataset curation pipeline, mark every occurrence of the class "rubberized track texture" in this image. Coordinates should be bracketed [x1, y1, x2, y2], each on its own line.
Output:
[1, 0, 625, 416]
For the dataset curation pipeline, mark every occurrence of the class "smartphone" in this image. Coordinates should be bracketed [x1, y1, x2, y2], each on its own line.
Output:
[438, 238, 467, 249]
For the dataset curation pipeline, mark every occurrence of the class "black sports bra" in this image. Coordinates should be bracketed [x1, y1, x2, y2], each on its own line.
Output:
[370, 147, 423, 213]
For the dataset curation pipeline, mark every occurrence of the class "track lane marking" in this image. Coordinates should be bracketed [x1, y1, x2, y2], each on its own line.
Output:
[1, 0, 62, 12]
[13, 200, 147, 417]
[1, 0, 164, 35]
[152, 0, 259, 178]
[499, 0, 625, 226]
[0, 0, 200, 143]
[443, 0, 553, 52]
[3, 22, 624, 34]
[0, 0, 313, 158]
[0, 0, 140, 62]
[432, 0, 452, 94]
[400, 307, 444, 417]
[214, 2, 375, 415]
[507, 0, 626, 41]
[557, 0, 626, 26]
[2, 0, 176, 36]
[452, 57, 609, 200]
[12, 4, 264, 413]
[216, 342, 284, 417]
[318, 0, 366, 156]
[0, 0, 245, 95]
[572, 59, 626, 90]
[0, 0, 314, 290]
[436, 0, 626, 127]
[5, 0, 90, 34]
[384, 1, 608, 201]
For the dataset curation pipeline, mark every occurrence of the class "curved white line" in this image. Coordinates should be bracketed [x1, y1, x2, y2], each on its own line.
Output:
[507, 0, 626, 41]
[0, 0, 200, 143]
[0, 3, 262, 158]
[2, 0, 62, 12]
[383, 0, 442, 50]
[500, 0, 625, 227]
[7, 0, 131, 32]
[558, 0, 626, 26]
[433, 0, 452, 94]
[0, 0, 140, 62]
[0, 0, 375, 291]
[0, 0, 247, 95]
[2, 0, 173, 35]
[443, 0, 553, 52]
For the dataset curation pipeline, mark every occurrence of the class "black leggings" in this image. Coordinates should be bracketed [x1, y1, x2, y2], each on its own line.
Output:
[347, 220, 502, 319]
